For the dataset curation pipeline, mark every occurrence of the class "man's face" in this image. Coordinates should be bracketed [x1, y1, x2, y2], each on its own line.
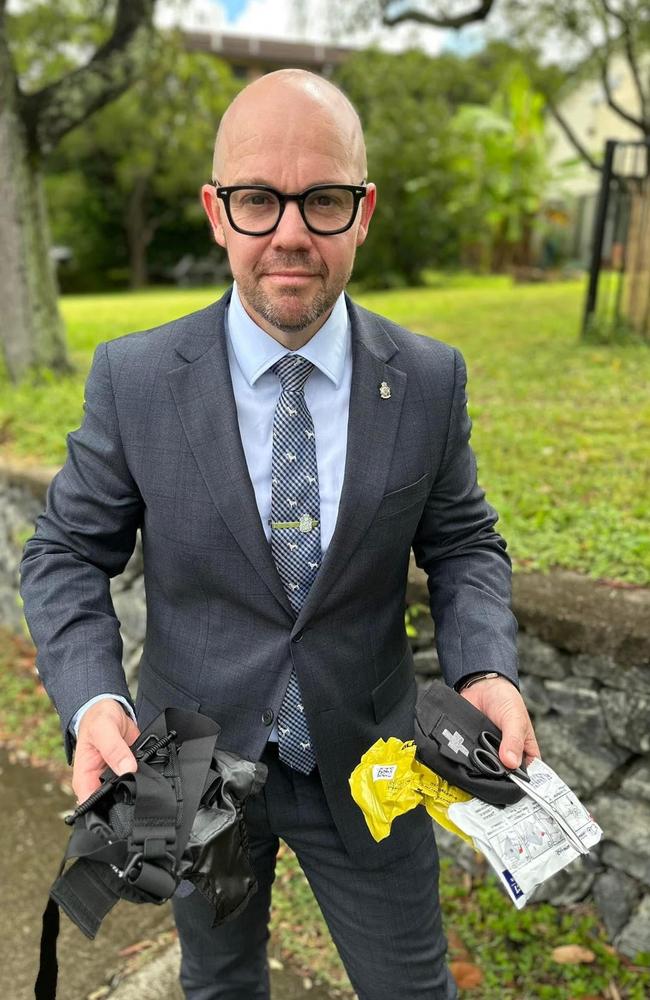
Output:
[202, 94, 376, 342]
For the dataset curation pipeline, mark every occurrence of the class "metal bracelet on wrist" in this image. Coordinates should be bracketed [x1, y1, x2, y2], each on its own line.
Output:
[457, 671, 501, 692]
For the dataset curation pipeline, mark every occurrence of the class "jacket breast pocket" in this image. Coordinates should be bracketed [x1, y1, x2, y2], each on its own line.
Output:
[375, 473, 431, 520]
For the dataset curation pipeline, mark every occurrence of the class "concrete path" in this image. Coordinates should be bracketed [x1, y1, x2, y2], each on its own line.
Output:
[105, 940, 325, 1000]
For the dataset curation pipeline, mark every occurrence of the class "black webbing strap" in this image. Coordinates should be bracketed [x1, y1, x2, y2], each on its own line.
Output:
[36, 709, 221, 1000]
[35, 880, 61, 1000]
[125, 759, 179, 895]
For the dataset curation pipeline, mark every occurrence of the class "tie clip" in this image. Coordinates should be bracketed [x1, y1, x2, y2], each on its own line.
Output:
[269, 514, 319, 533]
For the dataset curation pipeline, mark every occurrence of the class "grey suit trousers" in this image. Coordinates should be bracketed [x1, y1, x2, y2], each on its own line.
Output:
[172, 743, 458, 1000]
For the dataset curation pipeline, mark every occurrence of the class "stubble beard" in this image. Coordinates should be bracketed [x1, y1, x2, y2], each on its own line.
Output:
[237, 255, 353, 334]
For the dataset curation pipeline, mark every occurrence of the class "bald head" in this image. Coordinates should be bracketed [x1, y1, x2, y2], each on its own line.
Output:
[212, 69, 367, 182]
[201, 68, 376, 346]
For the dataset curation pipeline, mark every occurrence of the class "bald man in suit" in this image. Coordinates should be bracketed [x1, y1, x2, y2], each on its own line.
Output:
[21, 70, 539, 1000]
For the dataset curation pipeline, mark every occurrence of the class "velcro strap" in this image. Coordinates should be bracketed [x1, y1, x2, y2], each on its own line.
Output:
[50, 859, 121, 940]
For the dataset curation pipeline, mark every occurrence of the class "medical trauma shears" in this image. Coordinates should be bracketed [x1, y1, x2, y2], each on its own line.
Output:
[471, 731, 588, 855]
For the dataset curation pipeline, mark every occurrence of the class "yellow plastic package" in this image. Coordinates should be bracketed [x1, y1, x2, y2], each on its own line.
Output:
[349, 737, 474, 845]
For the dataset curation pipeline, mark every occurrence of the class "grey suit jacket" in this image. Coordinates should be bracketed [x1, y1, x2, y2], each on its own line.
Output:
[20, 288, 518, 868]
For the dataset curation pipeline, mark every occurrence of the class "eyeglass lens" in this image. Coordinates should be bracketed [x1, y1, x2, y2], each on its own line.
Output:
[229, 187, 357, 233]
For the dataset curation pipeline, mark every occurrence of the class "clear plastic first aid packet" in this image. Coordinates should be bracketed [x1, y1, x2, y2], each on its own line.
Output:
[448, 758, 602, 907]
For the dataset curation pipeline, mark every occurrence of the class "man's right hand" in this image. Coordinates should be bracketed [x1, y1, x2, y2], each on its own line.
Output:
[73, 699, 141, 803]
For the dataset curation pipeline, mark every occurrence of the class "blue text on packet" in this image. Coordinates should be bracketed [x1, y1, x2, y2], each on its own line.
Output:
[502, 869, 524, 900]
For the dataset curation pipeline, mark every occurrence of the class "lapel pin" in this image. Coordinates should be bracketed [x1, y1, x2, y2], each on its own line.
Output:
[379, 381, 391, 400]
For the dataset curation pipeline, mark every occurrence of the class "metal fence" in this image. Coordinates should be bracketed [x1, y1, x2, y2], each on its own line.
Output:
[583, 139, 650, 339]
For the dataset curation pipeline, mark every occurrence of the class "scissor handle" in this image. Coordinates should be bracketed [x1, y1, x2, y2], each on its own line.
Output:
[471, 745, 506, 777]
[478, 730, 500, 753]
[478, 730, 530, 782]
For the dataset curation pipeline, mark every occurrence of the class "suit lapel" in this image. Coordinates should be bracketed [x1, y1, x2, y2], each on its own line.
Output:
[166, 291, 407, 629]
[293, 297, 406, 632]
[167, 292, 294, 619]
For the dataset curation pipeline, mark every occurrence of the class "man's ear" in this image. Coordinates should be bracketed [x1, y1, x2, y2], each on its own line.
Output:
[201, 184, 226, 248]
[355, 183, 377, 247]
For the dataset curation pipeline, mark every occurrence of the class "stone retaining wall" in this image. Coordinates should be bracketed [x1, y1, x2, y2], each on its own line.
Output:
[407, 597, 650, 959]
[2, 462, 649, 958]
[0, 465, 50, 633]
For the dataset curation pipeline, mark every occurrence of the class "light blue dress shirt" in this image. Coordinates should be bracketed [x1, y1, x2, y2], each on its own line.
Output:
[72, 283, 352, 739]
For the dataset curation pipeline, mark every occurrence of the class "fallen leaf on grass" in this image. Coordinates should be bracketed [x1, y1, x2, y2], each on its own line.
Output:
[551, 944, 596, 964]
[446, 929, 470, 961]
[449, 961, 483, 988]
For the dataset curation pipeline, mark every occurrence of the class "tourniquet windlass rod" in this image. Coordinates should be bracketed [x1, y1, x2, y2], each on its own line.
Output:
[64, 729, 179, 826]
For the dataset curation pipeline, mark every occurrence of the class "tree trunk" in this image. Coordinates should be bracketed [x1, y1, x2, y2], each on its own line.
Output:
[1, 0, 156, 379]
[0, 35, 68, 381]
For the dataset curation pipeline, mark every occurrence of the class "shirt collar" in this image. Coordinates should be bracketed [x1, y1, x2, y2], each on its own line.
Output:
[227, 282, 348, 388]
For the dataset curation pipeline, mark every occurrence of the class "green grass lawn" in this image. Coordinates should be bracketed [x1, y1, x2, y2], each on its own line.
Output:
[2, 276, 649, 584]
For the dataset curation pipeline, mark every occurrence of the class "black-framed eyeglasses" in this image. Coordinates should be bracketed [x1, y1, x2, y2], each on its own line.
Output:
[212, 181, 367, 236]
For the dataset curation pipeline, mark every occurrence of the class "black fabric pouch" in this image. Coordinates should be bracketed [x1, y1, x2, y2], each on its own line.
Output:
[414, 681, 527, 806]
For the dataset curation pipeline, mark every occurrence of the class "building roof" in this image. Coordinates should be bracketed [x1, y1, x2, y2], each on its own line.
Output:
[183, 31, 354, 71]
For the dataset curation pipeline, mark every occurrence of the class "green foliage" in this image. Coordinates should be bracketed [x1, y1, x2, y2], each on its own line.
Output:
[45, 40, 239, 290]
[0, 630, 65, 767]
[405, 603, 429, 638]
[360, 277, 650, 585]
[499, 0, 650, 85]
[6, 0, 119, 88]
[583, 313, 647, 347]
[335, 48, 463, 287]
[447, 66, 548, 271]
[1, 279, 649, 585]
[440, 860, 650, 998]
[7, 4, 239, 291]
[335, 45, 549, 287]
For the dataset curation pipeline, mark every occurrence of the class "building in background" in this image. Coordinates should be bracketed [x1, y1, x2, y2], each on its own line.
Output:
[183, 29, 353, 80]
[546, 53, 648, 267]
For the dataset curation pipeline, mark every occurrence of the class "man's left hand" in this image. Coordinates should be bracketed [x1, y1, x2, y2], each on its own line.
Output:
[460, 676, 540, 769]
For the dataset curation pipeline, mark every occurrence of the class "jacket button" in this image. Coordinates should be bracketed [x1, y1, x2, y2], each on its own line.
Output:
[262, 709, 274, 726]
[292, 630, 304, 643]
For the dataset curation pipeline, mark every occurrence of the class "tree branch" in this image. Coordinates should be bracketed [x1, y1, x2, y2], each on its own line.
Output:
[601, 0, 649, 127]
[598, 59, 644, 131]
[20, 0, 156, 156]
[381, 0, 495, 29]
[588, 4, 645, 135]
[544, 93, 602, 173]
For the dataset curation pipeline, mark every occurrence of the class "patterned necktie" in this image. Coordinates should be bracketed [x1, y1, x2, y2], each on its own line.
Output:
[270, 354, 320, 774]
